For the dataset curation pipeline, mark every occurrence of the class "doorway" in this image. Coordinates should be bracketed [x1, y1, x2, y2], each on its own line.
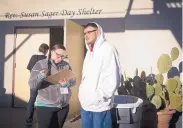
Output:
[13, 27, 64, 107]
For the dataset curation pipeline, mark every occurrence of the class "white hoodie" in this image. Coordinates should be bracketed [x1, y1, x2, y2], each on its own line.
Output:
[78, 23, 121, 112]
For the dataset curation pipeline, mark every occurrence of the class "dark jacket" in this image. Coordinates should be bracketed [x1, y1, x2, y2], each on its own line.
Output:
[27, 53, 47, 71]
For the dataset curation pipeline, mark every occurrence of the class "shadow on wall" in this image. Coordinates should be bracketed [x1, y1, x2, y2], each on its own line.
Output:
[72, 18, 125, 33]
[0, 87, 8, 107]
[125, 0, 182, 48]
[167, 61, 183, 79]
[167, 67, 180, 78]
[178, 61, 182, 73]
[5, 34, 33, 62]
[0, 22, 5, 107]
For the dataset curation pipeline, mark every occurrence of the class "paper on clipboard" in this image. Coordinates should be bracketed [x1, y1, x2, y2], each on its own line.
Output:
[45, 69, 75, 85]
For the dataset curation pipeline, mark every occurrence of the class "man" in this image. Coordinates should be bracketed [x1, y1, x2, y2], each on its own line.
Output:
[78, 22, 121, 128]
[25, 43, 49, 128]
[27, 43, 49, 72]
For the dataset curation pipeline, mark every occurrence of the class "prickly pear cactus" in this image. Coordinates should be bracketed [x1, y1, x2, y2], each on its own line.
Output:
[157, 54, 172, 74]
[174, 76, 182, 95]
[155, 74, 164, 85]
[161, 88, 170, 107]
[171, 47, 179, 61]
[151, 95, 162, 109]
[153, 83, 163, 96]
[166, 78, 178, 93]
[169, 92, 182, 112]
[146, 83, 155, 99]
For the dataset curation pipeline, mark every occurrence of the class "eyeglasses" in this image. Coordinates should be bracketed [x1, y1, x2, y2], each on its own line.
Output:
[54, 51, 68, 59]
[84, 30, 97, 36]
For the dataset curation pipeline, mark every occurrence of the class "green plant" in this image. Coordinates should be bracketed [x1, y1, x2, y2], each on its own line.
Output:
[146, 83, 154, 100]
[151, 95, 162, 109]
[147, 47, 182, 112]
[148, 77, 182, 112]
[155, 74, 164, 85]
[121, 47, 182, 112]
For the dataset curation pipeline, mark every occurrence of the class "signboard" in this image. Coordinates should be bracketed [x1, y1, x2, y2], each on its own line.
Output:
[0, 0, 130, 20]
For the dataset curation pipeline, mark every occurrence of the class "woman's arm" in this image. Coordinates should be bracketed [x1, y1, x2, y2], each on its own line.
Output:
[28, 61, 45, 89]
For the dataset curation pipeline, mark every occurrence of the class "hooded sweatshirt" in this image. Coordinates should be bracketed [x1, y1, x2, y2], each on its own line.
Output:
[78, 23, 121, 112]
[28, 59, 76, 108]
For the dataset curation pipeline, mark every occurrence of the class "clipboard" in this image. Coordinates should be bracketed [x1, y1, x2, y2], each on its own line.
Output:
[45, 68, 75, 85]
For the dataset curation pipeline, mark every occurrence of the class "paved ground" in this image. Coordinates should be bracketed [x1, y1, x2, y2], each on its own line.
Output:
[0, 108, 81, 128]
[0, 107, 182, 128]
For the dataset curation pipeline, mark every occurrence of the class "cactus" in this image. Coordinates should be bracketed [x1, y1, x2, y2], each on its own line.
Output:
[151, 95, 162, 109]
[166, 78, 178, 93]
[169, 92, 182, 112]
[171, 47, 179, 61]
[146, 83, 155, 99]
[155, 74, 164, 85]
[157, 54, 172, 74]
[125, 47, 182, 113]
[153, 83, 163, 96]
[161, 88, 170, 107]
[174, 76, 182, 95]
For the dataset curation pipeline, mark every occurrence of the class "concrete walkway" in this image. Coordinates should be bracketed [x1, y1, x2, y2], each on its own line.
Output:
[1, 107, 181, 128]
[0, 108, 81, 128]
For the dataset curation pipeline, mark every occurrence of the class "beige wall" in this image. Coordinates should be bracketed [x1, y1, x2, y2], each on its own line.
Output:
[4, 34, 14, 95]
[106, 31, 182, 83]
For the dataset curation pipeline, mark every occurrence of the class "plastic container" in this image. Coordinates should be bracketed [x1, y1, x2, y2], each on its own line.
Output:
[112, 95, 143, 128]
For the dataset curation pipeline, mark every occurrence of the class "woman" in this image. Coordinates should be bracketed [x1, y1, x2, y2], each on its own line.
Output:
[29, 44, 76, 128]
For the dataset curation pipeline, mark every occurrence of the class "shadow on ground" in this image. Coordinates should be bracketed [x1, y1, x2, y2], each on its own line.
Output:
[0, 107, 81, 128]
[0, 94, 81, 128]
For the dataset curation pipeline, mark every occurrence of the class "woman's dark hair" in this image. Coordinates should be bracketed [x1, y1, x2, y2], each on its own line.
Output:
[47, 44, 66, 76]
[84, 23, 98, 29]
[39, 43, 49, 54]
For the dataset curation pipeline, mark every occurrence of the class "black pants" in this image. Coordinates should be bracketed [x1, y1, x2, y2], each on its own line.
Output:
[25, 88, 38, 128]
[37, 105, 69, 128]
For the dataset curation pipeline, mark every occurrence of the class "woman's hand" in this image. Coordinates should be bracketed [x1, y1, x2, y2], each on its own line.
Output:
[58, 77, 76, 88]
[40, 70, 47, 77]
[58, 79, 67, 85]
[58, 79, 68, 88]
[38, 70, 48, 80]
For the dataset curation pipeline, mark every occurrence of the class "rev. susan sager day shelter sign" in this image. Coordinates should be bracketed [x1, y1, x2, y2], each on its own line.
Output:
[0, 0, 127, 20]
